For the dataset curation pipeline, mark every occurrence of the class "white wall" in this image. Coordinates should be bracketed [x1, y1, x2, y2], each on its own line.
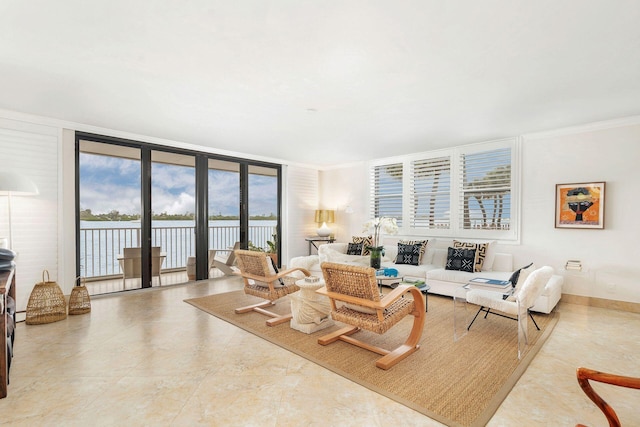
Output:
[283, 165, 319, 262]
[318, 164, 369, 243]
[1, 109, 639, 306]
[520, 122, 640, 302]
[320, 119, 640, 304]
[0, 118, 60, 311]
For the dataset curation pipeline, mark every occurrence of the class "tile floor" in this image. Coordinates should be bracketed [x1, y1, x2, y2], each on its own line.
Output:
[1, 275, 639, 426]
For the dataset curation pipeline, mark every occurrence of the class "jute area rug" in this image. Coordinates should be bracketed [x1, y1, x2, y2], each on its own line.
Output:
[185, 291, 557, 427]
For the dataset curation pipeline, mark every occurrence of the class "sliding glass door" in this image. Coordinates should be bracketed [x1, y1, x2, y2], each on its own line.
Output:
[151, 151, 196, 282]
[76, 132, 282, 292]
[78, 141, 144, 291]
[248, 165, 280, 265]
[208, 160, 240, 274]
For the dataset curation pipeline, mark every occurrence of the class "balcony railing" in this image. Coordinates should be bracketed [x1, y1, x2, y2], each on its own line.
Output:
[80, 224, 275, 279]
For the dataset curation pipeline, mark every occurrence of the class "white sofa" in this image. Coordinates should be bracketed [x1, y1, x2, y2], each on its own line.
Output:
[289, 240, 563, 314]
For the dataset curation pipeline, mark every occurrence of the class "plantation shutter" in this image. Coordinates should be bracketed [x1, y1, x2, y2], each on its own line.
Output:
[370, 163, 403, 226]
[459, 147, 511, 231]
[410, 156, 451, 229]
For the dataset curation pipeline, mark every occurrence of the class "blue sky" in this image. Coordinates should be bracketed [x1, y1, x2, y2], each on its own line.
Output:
[80, 153, 277, 216]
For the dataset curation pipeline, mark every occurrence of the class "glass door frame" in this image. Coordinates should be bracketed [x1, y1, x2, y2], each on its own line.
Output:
[75, 131, 282, 288]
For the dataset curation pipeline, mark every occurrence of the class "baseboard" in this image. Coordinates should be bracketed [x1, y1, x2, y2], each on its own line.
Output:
[560, 293, 640, 314]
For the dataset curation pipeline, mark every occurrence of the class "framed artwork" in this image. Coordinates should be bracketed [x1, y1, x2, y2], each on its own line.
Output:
[555, 182, 605, 229]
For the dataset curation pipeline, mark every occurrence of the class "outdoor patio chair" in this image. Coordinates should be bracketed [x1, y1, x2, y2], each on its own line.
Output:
[118, 246, 165, 287]
[576, 367, 640, 427]
[209, 242, 240, 276]
[317, 262, 426, 370]
[466, 265, 553, 358]
[234, 249, 310, 326]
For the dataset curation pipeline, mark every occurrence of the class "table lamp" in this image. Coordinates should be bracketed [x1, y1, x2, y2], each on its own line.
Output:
[314, 209, 335, 237]
[0, 171, 39, 250]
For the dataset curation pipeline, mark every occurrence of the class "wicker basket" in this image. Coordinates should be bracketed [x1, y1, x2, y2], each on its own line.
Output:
[25, 270, 67, 325]
[68, 276, 91, 315]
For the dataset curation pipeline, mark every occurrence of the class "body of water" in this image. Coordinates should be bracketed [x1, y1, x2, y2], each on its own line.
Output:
[80, 220, 277, 277]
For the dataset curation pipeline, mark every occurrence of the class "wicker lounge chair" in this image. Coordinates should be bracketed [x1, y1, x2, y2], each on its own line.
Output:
[234, 249, 310, 326]
[317, 262, 426, 370]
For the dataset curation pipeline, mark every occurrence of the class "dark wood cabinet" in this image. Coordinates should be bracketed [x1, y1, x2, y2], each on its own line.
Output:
[0, 268, 16, 398]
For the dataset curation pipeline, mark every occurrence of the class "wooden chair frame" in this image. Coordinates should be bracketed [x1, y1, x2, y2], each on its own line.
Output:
[234, 249, 310, 326]
[576, 367, 640, 427]
[317, 262, 425, 370]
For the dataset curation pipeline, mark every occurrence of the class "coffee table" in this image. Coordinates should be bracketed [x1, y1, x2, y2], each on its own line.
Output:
[376, 275, 402, 294]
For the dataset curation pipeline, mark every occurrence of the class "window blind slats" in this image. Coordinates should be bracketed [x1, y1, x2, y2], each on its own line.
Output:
[369, 139, 516, 239]
[370, 163, 403, 225]
[459, 147, 511, 230]
[409, 156, 451, 229]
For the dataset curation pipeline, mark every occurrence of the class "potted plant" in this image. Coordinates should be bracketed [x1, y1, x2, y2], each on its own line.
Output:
[248, 236, 278, 265]
[266, 234, 278, 265]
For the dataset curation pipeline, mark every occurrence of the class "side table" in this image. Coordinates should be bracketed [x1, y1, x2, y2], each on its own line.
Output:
[290, 277, 334, 334]
[304, 237, 335, 255]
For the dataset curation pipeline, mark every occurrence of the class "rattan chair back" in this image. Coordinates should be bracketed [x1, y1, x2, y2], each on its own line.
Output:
[321, 262, 381, 303]
[234, 249, 274, 288]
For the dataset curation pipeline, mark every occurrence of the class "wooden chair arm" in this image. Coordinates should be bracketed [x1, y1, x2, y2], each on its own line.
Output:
[234, 267, 310, 284]
[317, 287, 381, 310]
[317, 284, 421, 311]
[576, 367, 640, 427]
[381, 285, 425, 313]
[277, 267, 311, 278]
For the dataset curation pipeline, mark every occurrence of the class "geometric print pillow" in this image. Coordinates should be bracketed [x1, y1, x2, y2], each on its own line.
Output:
[346, 242, 364, 255]
[395, 243, 422, 266]
[453, 240, 488, 273]
[352, 235, 373, 255]
[445, 247, 476, 273]
[399, 239, 428, 264]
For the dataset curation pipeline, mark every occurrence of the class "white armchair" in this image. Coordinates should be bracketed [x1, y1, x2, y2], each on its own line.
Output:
[466, 265, 554, 358]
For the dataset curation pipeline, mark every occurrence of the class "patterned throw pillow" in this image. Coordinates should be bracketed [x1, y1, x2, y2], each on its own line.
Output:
[453, 240, 488, 272]
[445, 247, 476, 273]
[352, 236, 373, 255]
[346, 242, 363, 255]
[395, 243, 422, 266]
[399, 240, 428, 264]
[506, 263, 536, 301]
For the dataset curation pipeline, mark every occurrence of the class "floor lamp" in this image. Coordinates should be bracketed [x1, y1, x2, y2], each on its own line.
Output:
[0, 172, 39, 250]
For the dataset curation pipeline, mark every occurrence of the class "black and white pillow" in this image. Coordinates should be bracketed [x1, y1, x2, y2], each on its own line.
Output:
[395, 243, 422, 266]
[269, 256, 285, 286]
[352, 236, 373, 255]
[346, 242, 363, 255]
[445, 247, 476, 273]
[399, 240, 428, 264]
[453, 240, 488, 272]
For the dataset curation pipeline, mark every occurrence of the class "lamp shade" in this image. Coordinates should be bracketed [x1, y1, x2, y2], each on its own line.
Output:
[0, 172, 39, 195]
[314, 209, 335, 224]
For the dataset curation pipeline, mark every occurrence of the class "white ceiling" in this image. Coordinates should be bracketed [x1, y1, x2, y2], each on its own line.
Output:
[1, 1, 639, 167]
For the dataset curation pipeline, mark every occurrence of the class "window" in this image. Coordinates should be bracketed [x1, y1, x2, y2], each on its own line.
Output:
[369, 138, 518, 240]
[410, 156, 451, 230]
[370, 163, 403, 226]
[459, 146, 511, 231]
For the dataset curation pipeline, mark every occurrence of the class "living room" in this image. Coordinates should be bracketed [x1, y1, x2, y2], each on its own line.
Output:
[0, 2, 639, 425]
